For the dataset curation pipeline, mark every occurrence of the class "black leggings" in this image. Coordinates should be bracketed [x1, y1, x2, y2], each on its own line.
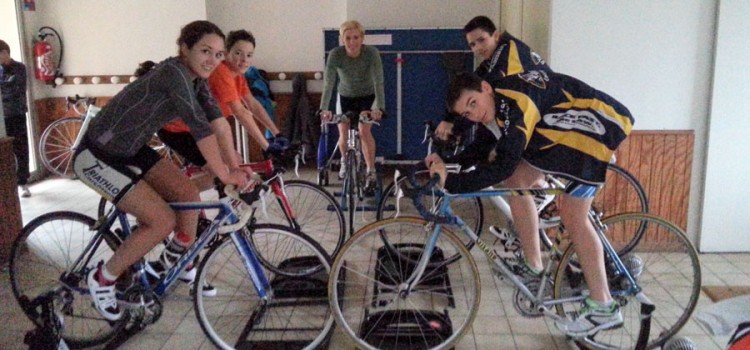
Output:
[5, 115, 30, 185]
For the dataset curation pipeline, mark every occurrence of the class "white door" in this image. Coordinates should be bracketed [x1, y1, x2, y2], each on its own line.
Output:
[700, 0, 750, 252]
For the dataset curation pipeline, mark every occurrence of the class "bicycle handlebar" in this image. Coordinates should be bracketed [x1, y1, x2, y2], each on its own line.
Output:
[66, 94, 97, 116]
[422, 120, 464, 156]
[320, 111, 381, 126]
[218, 183, 268, 233]
[395, 165, 456, 225]
[65, 94, 96, 106]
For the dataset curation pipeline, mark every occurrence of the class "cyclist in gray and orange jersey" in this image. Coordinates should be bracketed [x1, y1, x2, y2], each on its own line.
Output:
[72, 20, 249, 321]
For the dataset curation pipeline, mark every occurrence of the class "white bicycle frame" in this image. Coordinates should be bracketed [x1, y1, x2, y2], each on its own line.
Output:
[71, 105, 101, 150]
[392, 164, 565, 230]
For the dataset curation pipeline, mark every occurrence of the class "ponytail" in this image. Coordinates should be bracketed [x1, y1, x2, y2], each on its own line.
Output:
[134, 60, 156, 78]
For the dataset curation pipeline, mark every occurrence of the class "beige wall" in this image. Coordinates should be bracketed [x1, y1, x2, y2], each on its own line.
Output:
[22, 0, 207, 98]
[207, 0, 499, 93]
[206, 0, 346, 73]
[0, 0, 22, 63]
[348, 0, 499, 29]
[548, 0, 718, 246]
[500, 0, 550, 61]
[701, 0, 750, 252]
[20, 0, 495, 96]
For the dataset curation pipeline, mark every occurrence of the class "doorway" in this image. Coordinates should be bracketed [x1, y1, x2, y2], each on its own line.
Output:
[1, 0, 40, 179]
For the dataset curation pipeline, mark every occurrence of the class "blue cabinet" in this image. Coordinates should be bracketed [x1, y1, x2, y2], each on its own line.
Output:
[322, 28, 473, 160]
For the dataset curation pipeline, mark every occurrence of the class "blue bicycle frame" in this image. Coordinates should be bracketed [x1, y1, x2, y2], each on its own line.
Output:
[105, 196, 271, 300]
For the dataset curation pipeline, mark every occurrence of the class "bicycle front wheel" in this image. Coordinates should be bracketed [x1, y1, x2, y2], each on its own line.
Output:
[9, 211, 126, 348]
[553, 213, 700, 349]
[345, 149, 358, 233]
[263, 179, 345, 259]
[194, 224, 334, 350]
[40, 117, 82, 178]
[330, 217, 480, 350]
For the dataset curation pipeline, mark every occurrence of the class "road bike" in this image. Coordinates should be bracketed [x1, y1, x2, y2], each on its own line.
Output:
[319, 111, 382, 236]
[377, 121, 649, 263]
[38, 95, 181, 179]
[329, 167, 700, 350]
[38, 95, 97, 178]
[10, 184, 334, 349]
[97, 155, 346, 260]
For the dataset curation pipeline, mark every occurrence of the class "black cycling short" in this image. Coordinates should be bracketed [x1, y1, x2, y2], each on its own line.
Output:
[339, 94, 376, 115]
[73, 136, 162, 204]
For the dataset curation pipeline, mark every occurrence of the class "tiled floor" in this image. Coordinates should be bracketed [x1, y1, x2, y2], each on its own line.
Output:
[1, 169, 748, 349]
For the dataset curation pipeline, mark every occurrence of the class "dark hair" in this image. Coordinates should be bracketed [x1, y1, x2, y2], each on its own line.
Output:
[177, 20, 225, 50]
[226, 30, 255, 51]
[0, 39, 10, 54]
[133, 60, 156, 77]
[447, 72, 484, 110]
[463, 16, 497, 35]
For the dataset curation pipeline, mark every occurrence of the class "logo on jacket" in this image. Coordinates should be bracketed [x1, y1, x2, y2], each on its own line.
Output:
[543, 110, 605, 135]
[531, 51, 545, 65]
[519, 70, 549, 89]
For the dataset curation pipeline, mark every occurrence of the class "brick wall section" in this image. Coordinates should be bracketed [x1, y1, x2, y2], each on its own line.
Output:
[0, 137, 23, 264]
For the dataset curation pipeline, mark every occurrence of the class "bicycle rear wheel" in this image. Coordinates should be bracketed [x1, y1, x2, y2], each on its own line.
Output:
[553, 213, 700, 349]
[596, 164, 649, 217]
[194, 224, 334, 350]
[540, 163, 649, 254]
[594, 164, 650, 254]
[376, 169, 484, 264]
[40, 117, 82, 178]
[263, 179, 345, 259]
[9, 211, 127, 348]
[329, 217, 480, 350]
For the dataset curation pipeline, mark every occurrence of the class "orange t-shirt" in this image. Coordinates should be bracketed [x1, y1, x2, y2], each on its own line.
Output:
[162, 62, 249, 133]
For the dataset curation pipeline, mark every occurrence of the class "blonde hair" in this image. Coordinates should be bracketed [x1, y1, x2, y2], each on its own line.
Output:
[339, 20, 365, 37]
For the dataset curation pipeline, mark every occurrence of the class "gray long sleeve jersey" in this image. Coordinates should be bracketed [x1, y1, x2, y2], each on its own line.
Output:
[86, 57, 223, 157]
[319, 45, 385, 111]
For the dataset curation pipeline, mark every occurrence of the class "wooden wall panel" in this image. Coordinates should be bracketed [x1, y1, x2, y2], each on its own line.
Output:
[34, 97, 112, 132]
[0, 138, 23, 263]
[613, 131, 694, 231]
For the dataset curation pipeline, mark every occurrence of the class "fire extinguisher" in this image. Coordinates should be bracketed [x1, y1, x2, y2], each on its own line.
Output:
[32, 26, 64, 86]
